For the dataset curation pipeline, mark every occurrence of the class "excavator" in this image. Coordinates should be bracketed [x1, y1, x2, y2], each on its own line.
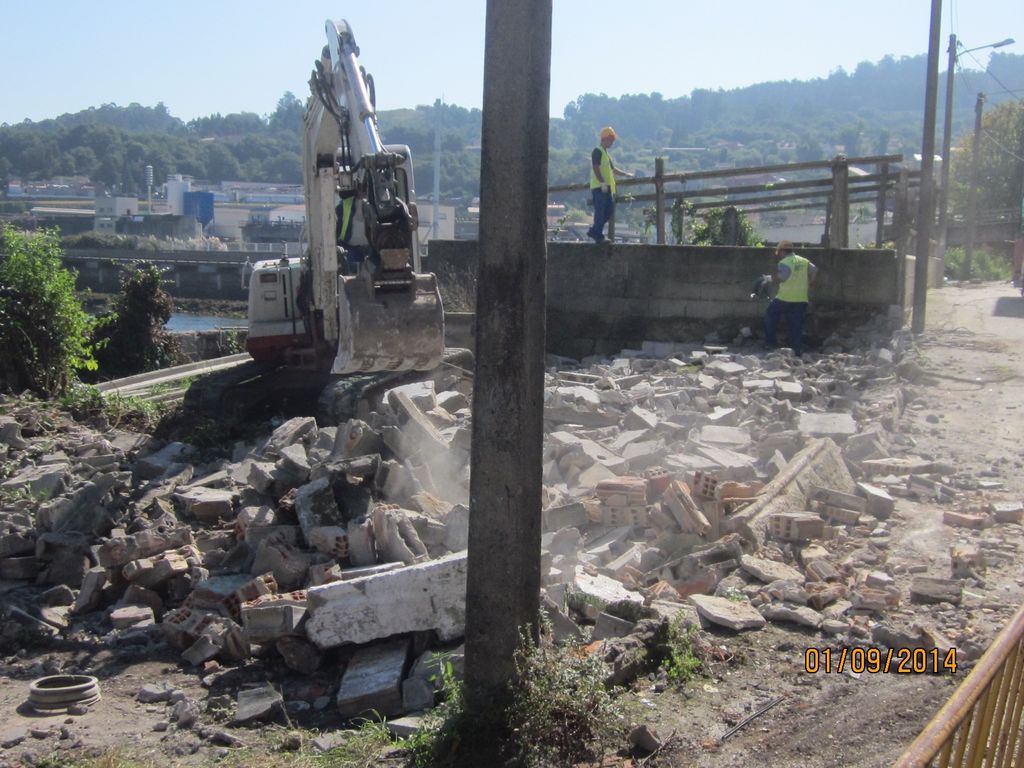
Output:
[187, 20, 446, 416]
[245, 19, 444, 375]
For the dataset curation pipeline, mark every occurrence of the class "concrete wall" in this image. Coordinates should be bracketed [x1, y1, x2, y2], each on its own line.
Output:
[427, 241, 902, 358]
[64, 248, 249, 300]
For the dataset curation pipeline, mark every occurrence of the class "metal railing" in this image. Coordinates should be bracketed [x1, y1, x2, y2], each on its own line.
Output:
[894, 602, 1024, 767]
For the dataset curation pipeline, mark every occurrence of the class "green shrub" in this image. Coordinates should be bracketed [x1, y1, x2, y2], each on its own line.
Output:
[944, 245, 1012, 281]
[662, 615, 704, 685]
[91, 262, 182, 378]
[0, 225, 97, 395]
[505, 633, 621, 766]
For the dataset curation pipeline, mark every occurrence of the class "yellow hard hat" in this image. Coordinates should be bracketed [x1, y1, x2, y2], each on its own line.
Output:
[599, 126, 617, 140]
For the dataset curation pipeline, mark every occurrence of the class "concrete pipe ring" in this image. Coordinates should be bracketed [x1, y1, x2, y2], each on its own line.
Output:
[28, 675, 101, 711]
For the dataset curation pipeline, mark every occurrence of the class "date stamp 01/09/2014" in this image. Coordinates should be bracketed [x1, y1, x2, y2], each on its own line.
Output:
[804, 646, 958, 675]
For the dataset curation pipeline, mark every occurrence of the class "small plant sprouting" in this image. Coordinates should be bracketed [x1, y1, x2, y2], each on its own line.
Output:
[663, 615, 705, 685]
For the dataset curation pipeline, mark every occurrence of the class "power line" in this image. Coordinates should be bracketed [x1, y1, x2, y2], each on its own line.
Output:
[983, 129, 1024, 163]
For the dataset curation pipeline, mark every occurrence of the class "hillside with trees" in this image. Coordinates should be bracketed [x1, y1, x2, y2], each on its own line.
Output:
[1, 51, 1022, 215]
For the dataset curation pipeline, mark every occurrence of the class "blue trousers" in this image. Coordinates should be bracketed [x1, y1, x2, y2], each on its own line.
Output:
[764, 299, 807, 355]
[589, 188, 614, 241]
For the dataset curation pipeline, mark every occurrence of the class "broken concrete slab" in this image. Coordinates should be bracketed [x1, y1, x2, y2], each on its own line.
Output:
[688, 594, 766, 631]
[336, 638, 409, 719]
[306, 552, 467, 649]
[234, 683, 284, 724]
[740, 554, 805, 585]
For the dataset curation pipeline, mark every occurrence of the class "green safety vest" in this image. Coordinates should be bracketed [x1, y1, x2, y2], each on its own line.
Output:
[590, 147, 616, 194]
[776, 253, 812, 302]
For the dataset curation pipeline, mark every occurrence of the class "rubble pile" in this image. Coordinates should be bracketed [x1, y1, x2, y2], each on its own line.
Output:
[0, 330, 1018, 725]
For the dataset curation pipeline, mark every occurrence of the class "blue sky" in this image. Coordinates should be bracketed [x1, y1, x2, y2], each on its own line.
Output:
[0, 0, 1018, 125]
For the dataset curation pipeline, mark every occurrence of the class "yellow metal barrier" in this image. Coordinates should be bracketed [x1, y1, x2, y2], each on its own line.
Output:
[895, 602, 1024, 767]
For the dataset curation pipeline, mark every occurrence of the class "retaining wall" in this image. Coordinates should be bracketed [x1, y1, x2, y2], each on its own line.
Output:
[427, 241, 902, 359]
[63, 248, 250, 300]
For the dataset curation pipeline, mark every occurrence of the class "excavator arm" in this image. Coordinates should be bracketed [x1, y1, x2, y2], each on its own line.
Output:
[246, 19, 443, 374]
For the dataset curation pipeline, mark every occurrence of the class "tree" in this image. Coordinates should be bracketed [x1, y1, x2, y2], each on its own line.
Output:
[91, 262, 180, 378]
[948, 99, 1024, 219]
[684, 206, 763, 246]
[0, 226, 96, 395]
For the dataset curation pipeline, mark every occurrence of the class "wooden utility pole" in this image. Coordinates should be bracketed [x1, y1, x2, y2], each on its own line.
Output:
[912, 0, 942, 334]
[961, 92, 985, 280]
[829, 154, 850, 248]
[464, 0, 551, 724]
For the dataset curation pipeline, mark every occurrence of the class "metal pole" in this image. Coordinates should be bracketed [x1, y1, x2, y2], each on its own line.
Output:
[962, 92, 985, 281]
[911, 0, 942, 334]
[937, 34, 957, 263]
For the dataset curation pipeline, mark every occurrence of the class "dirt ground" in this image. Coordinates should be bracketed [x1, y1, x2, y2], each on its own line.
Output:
[3, 281, 1024, 768]
[630, 280, 1024, 767]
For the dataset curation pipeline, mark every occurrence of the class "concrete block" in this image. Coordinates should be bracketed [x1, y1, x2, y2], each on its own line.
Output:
[276, 444, 311, 482]
[109, 605, 155, 629]
[336, 639, 409, 719]
[347, 517, 377, 566]
[174, 487, 236, 522]
[294, 478, 341, 541]
[591, 611, 636, 640]
[910, 577, 962, 605]
[73, 567, 107, 614]
[306, 552, 467, 648]
[768, 513, 825, 542]
[0, 556, 38, 580]
[1, 463, 69, 499]
[97, 526, 194, 568]
[760, 603, 822, 628]
[240, 592, 307, 643]
[276, 635, 323, 675]
[267, 417, 317, 454]
[136, 443, 190, 480]
[855, 482, 895, 519]
[797, 412, 857, 439]
[308, 526, 349, 558]
[251, 539, 310, 592]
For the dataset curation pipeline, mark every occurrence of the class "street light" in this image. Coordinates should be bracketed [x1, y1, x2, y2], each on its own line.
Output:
[937, 35, 1015, 262]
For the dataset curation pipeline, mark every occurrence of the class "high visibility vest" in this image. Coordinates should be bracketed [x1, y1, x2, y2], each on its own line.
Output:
[776, 253, 812, 302]
[337, 195, 355, 244]
[589, 147, 616, 194]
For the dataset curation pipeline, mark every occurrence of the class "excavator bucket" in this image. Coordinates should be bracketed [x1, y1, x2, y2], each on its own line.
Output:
[332, 269, 445, 374]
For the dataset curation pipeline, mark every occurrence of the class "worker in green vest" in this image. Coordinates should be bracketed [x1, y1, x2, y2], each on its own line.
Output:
[764, 240, 817, 356]
[587, 126, 633, 243]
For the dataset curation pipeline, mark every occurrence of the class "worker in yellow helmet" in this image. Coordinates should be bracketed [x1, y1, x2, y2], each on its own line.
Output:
[587, 126, 633, 243]
[764, 240, 817, 356]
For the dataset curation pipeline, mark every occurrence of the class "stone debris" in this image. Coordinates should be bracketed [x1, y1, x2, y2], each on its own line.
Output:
[1, 325, 1020, 732]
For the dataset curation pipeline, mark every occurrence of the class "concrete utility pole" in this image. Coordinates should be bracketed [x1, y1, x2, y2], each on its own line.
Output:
[937, 34, 957, 263]
[962, 92, 985, 281]
[464, 0, 551, 721]
[912, 0, 942, 334]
